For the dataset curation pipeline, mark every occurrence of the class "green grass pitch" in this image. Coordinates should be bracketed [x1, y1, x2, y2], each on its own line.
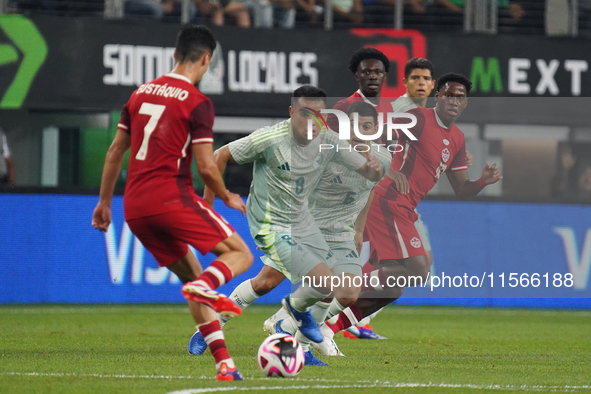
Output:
[1, 304, 590, 393]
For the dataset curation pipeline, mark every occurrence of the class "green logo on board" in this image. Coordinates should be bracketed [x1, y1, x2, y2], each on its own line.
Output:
[0, 15, 48, 109]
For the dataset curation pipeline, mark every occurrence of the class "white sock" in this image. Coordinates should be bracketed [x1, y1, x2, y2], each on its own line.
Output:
[220, 279, 259, 326]
[326, 299, 347, 321]
[310, 301, 331, 324]
[295, 330, 311, 352]
[357, 308, 382, 326]
[290, 287, 330, 312]
[280, 317, 298, 335]
[273, 307, 290, 322]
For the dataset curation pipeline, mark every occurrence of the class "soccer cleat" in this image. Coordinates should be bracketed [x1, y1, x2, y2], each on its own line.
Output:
[263, 316, 278, 335]
[274, 320, 289, 335]
[281, 295, 323, 343]
[216, 362, 244, 381]
[304, 350, 329, 366]
[181, 283, 241, 318]
[343, 325, 361, 339]
[188, 331, 208, 355]
[311, 325, 345, 356]
[344, 324, 387, 340]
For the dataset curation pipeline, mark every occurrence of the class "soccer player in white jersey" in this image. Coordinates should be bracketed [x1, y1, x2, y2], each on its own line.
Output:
[263, 101, 393, 363]
[186, 85, 384, 365]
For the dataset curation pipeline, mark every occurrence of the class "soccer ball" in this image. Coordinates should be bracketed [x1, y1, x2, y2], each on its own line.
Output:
[257, 333, 305, 377]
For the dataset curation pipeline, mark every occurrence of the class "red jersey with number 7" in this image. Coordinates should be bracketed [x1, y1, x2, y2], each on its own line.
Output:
[376, 107, 467, 209]
[118, 73, 214, 221]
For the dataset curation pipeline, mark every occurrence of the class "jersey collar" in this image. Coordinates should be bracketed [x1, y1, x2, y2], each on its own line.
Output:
[356, 89, 378, 107]
[165, 73, 193, 85]
[433, 107, 450, 129]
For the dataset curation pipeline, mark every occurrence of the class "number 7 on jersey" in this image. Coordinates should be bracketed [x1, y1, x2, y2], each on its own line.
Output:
[136, 103, 166, 161]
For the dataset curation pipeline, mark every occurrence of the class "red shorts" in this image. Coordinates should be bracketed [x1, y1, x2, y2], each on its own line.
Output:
[127, 202, 235, 267]
[365, 195, 425, 262]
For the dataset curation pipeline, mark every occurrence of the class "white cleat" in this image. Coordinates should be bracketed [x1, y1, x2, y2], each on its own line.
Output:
[263, 316, 278, 335]
[312, 324, 345, 357]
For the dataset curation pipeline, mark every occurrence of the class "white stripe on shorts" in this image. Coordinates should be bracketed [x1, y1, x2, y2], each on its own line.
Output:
[393, 220, 409, 259]
[197, 201, 233, 237]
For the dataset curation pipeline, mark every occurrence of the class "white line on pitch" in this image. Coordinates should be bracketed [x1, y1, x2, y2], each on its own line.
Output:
[167, 382, 591, 394]
[0, 372, 344, 383]
[4, 372, 590, 392]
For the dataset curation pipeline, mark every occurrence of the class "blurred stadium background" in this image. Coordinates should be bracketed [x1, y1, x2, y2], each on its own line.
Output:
[1, 1, 591, 309]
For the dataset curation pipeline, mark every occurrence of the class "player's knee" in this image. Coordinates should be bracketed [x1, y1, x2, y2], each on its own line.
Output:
[334, 284, 361, 303]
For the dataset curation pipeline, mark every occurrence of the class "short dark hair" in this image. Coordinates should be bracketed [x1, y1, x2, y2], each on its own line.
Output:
[404, 58, 434, 79]
[436, 73, 473, 93]
[292, 85, 327, 104]
[346, 102, 378, 124]
[175, 25, 216, 64]
[348, 48, 390, 74]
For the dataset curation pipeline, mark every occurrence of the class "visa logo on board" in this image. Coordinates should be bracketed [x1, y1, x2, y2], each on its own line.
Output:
[554, 227, 591, 290]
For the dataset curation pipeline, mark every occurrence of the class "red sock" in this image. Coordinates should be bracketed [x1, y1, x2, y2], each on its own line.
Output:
[200, 320, 232, 367]
[326, 305, 363, 334]
[193, 260, 233, 290]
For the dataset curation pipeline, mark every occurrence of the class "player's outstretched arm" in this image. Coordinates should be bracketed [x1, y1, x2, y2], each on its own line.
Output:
[353, 187, 375, 254]
[446, 162, 502, 199]
[92, 128, 131, 232]
[194, 143, 245, 215]
[355, 155, 384, 181]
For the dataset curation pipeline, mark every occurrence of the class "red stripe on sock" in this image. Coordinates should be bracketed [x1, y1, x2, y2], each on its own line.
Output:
[327, 305, 364, 334]
[209, 339, 231, 364]
[199, 320, 230, 365]
[210, 260, 233, 283]
[349, 305, 363, 321]
[196, 261, 233, 291]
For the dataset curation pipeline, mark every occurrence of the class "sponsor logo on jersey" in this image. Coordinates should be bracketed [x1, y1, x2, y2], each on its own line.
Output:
[330, 176, 343, 184]
[277, 162, 291, 171]
[410, 237, 422, 248]
[443, 139, 450, 145]
[442, 148, 450, 162]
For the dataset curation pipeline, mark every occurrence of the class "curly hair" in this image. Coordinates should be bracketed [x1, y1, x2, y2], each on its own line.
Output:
[348, 48, 390, 74]
[435, 73, 473, 93]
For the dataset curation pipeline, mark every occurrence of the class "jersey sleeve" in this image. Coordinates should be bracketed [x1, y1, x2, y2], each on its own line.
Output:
[390, 107, 426, 141]
[229, 127, 272, 165]
[449, 135, 467, 172]
[188, 99, 214, 145]
[118, 103, 131, 133]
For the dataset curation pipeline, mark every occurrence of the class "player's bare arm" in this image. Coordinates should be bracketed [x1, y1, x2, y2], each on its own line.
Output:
[446, 162, 502, 199]
[385, 168, 409, 195]
[353, 187, 375, 253]
[194, 143, 245, 215]
[92, 128, 131, 232]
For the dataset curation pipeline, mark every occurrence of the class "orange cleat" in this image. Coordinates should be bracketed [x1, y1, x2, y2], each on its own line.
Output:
[181, 283, 241, 318]
[216, 362, 244, 381]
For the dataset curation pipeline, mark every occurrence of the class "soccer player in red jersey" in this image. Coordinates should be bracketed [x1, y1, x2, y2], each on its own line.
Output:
[91, 25, 253, 381]
[322, 73, 502, 337]
[326, 48, 394, 133]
